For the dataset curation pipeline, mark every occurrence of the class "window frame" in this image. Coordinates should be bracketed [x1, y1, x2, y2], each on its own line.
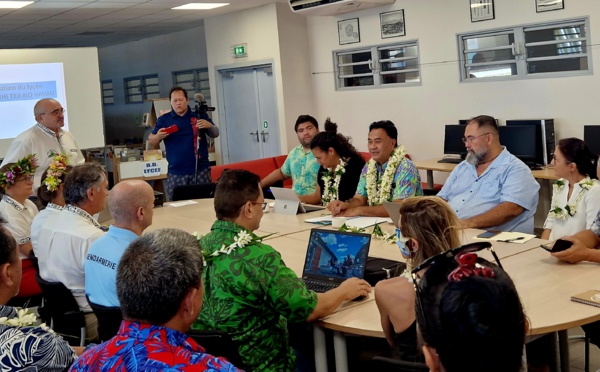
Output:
[333, 39, 422, 91]
[172, 68, 211, 103]
[101, 79, 114, 106]
[124, 74, 160, 104]
[457, 17, 592, 83]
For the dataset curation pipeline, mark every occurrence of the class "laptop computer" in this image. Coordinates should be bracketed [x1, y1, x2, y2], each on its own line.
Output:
[301, 228, 371, 293]
[383, 201, 401, 226]
[270, 187, 325, 215]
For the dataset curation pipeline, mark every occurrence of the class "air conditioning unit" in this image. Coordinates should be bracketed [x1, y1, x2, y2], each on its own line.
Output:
[289, 0, 395, 16]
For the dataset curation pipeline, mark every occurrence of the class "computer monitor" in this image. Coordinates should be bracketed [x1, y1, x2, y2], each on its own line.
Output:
[498, 125, 543, 165]
[444, 125, 466, 156]
[584, 125, 600, 156]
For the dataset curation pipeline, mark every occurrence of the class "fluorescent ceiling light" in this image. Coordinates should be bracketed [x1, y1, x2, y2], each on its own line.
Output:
[172, 3, 229, 10]
[0, 1, 33, 8]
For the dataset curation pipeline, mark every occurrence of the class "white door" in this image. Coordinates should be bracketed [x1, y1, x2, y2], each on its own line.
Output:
[220, 65, 280, 163]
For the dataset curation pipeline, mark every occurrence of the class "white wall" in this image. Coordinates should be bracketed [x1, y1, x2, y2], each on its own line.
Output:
[204, 3, 314, 162]
[98, 25, 208, 145]
[307, 0, 600, 162]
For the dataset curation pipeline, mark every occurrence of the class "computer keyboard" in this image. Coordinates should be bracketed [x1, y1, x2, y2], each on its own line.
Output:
[302, 279, 338, 293]
[437, 157, 462, 164]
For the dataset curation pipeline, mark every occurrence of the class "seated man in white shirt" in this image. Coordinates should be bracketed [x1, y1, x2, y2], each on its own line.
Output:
[33, 162, 108, 340]
[85, 180, 155, 308]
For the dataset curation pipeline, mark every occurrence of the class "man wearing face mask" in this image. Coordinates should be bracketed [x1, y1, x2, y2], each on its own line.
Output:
[437, 115, 539, 234]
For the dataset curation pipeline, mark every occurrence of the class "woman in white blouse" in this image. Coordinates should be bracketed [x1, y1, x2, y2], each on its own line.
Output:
[30, 162, 72, 252]
[542, 138, 600, 241]
[0, 156, 40, 300]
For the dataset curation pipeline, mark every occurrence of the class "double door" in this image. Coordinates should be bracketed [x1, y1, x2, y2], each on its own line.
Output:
[221, 65, 280, 163]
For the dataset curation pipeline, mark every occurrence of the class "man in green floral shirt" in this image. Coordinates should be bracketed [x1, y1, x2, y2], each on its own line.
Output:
[194, 169, 371, 371]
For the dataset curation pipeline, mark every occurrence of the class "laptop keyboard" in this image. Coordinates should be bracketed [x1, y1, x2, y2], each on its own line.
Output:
[302, 279, 338, 293]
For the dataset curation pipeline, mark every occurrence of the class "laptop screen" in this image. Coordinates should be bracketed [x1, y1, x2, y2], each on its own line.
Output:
[302, 229, 371, 281]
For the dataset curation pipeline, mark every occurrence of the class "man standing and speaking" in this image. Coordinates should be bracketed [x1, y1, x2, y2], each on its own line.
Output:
[1, 98, 85, 191]
[148, 87, 219, 201]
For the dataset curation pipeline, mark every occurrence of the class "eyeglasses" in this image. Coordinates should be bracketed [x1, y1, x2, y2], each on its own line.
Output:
[411, 242, 502, 341]
[250, 201, 267, 209]
[16, 175, 34, 182]
[461, 133, 490, 144]
[41, 108, 66, 117]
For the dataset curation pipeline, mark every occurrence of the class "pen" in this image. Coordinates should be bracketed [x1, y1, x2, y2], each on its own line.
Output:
[499, 237, 525, 243]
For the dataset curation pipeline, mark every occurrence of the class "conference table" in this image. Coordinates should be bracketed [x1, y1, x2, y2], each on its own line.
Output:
[144, 199, 600, 372]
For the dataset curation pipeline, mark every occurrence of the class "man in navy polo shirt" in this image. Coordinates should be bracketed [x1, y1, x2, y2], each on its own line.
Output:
[148, 87, 219, 201]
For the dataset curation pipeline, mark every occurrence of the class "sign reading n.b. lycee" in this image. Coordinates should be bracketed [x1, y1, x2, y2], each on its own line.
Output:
[143, 162, 162, 177]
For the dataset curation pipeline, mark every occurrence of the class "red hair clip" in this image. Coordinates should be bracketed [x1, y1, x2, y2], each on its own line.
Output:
[448, 252, 495, 282]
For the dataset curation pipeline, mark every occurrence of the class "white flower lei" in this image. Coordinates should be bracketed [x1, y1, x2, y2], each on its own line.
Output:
[321, 159, 347, 207]
[0, 308, 53, 333]
[366, 145, 406, 206]
[193, 230, 274, 266]
[549, 177, 596, 220]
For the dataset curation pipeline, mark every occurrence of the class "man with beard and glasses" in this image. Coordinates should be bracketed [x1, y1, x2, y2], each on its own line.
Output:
[437, 115, 539, 233]
[260, 115, 321, 202]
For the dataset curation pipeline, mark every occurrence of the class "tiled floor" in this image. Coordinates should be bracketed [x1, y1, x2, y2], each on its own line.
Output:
[569, 327, 600, 372]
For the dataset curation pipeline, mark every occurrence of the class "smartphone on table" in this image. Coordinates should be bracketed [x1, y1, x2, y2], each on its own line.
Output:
[540, 239, 573, 253]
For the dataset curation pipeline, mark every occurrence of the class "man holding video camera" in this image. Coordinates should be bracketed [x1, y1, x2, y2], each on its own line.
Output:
[148, 86, 219, 201]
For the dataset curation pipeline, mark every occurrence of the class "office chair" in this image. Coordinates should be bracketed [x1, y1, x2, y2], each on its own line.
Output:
[370, 356, 429, 372]
[35, 274, 87, 346]
[186, 329, 244, 369]
[87, 297, 123, 342]
[172, 182, 216, 201]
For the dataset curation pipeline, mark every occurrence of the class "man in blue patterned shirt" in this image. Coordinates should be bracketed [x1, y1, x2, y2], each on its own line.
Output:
[0, 216, 80, 370]
[329, 120, 422, 217]
[261, 115, 321, 200]
[438, 115, 539, 234]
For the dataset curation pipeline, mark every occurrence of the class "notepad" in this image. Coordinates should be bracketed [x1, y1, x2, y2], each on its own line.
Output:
[473, 232, 535, 244]
[571, 290, 600, 308]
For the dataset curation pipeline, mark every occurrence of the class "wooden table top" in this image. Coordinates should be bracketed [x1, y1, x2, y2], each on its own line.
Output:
[140, 198, 599, 337]
[413, 158, 558, 180]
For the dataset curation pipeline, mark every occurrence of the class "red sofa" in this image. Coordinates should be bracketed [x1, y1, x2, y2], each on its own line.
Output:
[211, 155, 292, 188]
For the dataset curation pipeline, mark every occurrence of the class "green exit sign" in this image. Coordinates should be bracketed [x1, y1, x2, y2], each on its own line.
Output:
[233, 44, 247, 58]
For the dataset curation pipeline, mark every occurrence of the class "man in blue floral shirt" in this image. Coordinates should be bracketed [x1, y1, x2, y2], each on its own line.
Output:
[329, 120, 422, 217]
[0, 216, 79, 371]
[71, 229, 240, 372]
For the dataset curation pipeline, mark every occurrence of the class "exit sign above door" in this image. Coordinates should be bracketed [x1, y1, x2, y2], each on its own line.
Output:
[232, 44, 247, 58]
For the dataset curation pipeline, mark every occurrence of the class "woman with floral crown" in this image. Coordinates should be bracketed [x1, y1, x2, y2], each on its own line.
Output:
[542, 138, 600, 241]
[301, 118, 365, 206]
[30, 153, 72, 255]
[0, 154, 42, 302]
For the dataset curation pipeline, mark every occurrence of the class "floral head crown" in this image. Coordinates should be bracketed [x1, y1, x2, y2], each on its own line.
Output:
[0, 154, 38, 190]
[43, 153, 70, 192]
